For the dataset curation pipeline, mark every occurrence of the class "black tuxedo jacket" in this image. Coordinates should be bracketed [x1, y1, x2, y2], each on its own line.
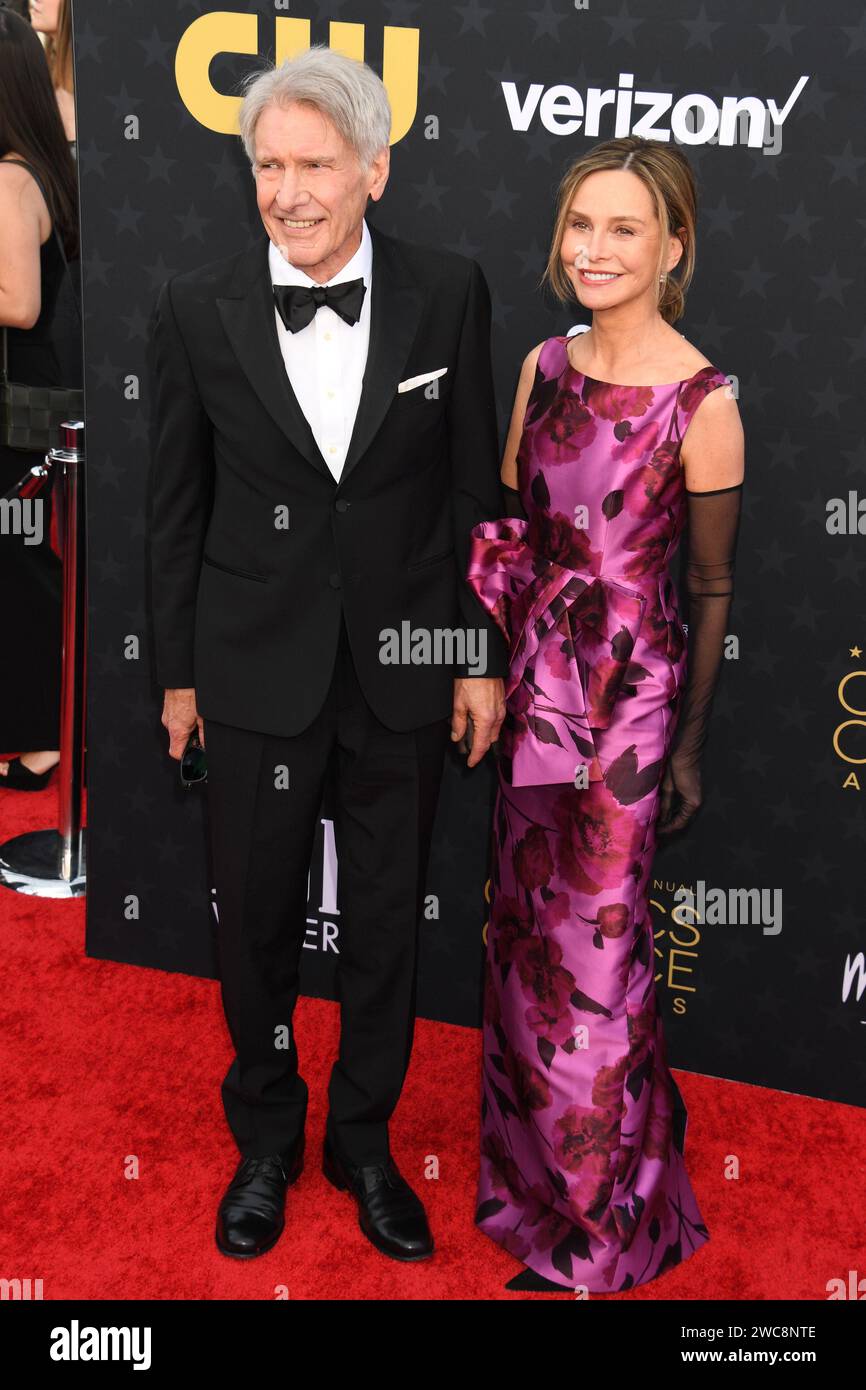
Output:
[146, 221, 509, 736]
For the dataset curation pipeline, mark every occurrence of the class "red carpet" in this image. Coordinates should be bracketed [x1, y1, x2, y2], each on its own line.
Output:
[1, 777, 864, 1300]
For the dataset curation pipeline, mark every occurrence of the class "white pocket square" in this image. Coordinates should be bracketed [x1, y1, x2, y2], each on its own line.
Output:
[397, 367, 448, 393]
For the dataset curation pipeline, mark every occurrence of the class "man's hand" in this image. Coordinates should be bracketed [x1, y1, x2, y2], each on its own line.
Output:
[162, 687, 204, 760]
[451, 677, 505, 768]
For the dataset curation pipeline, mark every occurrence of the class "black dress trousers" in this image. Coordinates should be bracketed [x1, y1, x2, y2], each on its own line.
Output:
[203, 608, 451, 1168]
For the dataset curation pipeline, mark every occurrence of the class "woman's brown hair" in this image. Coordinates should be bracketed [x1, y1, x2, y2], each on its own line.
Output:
[0, 6, 79, 259]
[43, 0, 74, 94]
[541, 136, 698, 325]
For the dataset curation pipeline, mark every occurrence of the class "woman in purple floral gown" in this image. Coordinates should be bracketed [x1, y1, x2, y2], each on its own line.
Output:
[466, 138, 744, 1293]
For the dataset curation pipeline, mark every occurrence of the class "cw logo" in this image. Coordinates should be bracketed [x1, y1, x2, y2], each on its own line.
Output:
[175, 12, 419, 141]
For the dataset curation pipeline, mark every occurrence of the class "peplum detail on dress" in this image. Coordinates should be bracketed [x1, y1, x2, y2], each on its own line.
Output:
[467, 517, 647, 787]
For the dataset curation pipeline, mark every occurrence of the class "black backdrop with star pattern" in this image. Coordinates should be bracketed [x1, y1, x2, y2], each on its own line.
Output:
[75, 0, 866, 1107]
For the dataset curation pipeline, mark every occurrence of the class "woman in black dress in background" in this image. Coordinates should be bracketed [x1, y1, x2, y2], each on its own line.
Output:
[0, 7, 81, 789]
[29, 0, 77, 154]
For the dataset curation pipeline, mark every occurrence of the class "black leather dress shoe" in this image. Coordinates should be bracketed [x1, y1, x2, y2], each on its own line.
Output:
[215, 1134, 304, 1259]
[322, 1135, 433, 1262]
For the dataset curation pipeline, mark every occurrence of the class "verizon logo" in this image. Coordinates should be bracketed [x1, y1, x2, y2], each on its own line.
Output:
[502, 72, 809, 147]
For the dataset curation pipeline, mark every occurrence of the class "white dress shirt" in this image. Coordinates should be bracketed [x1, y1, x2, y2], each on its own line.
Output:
[269, 219, 372, 483]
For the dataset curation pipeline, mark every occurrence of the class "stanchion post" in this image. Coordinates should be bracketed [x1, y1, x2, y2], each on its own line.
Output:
[0, 417, 87, 896]
[57, 419, 86, 884]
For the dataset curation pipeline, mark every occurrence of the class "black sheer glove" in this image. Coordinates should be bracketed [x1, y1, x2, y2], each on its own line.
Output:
[658, 483, 743, 836]
[502, 482, 528, 520]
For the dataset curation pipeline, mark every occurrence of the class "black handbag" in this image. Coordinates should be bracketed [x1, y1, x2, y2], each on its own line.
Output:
[0, 159, 84, 453]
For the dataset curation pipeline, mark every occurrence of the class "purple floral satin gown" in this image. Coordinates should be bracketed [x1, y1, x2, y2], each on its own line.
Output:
[466, 335, 729, 1292]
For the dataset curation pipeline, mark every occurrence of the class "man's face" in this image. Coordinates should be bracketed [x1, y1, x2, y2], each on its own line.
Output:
[254, 101, 389, 284]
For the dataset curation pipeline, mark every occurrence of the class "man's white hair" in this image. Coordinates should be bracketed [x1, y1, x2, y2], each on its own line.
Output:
[238, 44, 392, 171]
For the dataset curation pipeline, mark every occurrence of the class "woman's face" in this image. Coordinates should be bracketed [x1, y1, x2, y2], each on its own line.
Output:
[29, 0, 62, 36]
[559, 168, 682, 312]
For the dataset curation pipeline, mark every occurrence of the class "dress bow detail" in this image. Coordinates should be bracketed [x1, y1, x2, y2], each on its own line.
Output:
[467, 518, 647, 787]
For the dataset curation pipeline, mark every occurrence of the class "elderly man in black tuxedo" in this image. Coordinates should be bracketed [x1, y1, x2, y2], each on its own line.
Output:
[147, 45, 507, 1263]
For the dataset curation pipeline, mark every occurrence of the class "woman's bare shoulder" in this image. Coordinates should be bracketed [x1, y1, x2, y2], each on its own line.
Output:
[0, 155, 43, 198]
[0, 157, 51, 237]
[667, 329, 715, 375]
[519, 339, 547, 379]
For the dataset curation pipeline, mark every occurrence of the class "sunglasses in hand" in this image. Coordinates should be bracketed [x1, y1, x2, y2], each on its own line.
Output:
[180, 730, 207, 788]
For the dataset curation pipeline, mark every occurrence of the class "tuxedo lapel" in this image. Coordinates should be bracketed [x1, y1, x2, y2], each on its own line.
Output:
[216, 237, 332, 481]
[215, 224, 425, 488]
[339, 223, 425, 487]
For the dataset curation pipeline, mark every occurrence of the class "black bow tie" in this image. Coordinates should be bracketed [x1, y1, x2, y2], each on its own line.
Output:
[273, 278, 366, 333]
